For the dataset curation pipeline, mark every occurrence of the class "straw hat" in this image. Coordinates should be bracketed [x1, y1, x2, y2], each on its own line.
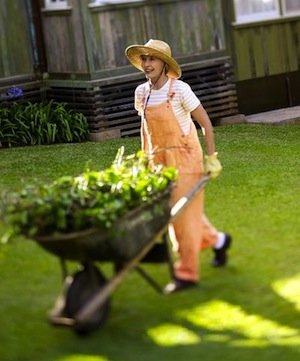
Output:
[125, 39, 181, 79]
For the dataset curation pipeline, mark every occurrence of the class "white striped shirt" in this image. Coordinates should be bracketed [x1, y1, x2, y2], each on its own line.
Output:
[134, 79, 201, 135]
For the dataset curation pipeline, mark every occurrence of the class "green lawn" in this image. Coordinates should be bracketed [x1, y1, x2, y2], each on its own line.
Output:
[0, 124, 300, 361]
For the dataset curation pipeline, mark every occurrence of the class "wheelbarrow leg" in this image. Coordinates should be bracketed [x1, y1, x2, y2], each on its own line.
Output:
[48, 262, 111, 335]
[59, 257, 68, 281]
[163, 232, 175, 280]
[134, 233, 175, 293]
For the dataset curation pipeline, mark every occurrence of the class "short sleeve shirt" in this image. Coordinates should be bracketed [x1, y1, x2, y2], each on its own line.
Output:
[134, 79, 200, 135]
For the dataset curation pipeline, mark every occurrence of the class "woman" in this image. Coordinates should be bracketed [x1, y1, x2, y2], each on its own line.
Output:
[125, 39, 231, 294]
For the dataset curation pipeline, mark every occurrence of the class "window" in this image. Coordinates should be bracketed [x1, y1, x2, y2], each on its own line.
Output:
[44, 0, 68, 9]
[234, 0, 300, 23]
[90, 0, 143, 5]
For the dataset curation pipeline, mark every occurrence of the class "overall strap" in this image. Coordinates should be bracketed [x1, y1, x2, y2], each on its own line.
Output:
[167, 79, 175, 102]
[142, 82, 151, 111]
[140, 82, 153, 154]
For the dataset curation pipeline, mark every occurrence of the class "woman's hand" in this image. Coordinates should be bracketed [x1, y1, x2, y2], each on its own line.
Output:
[204, 152, 222, 179]
[191, 105, 222, 178]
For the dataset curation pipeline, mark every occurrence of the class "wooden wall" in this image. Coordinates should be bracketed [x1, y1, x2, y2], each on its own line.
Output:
[231, 18, 300, 81]
[0, 0, 45, 105]
[41, 0, 88, 75]
[38, 0, 240, 134]
[41, 0, 226, 78]
[0, 0, 34, 79]
[221, 0, 300, 113]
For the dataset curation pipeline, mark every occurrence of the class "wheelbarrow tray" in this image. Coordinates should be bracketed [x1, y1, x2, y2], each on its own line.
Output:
[34, 187, 172, 263]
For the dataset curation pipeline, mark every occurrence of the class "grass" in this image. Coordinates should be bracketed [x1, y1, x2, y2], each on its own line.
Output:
[0, 124, 300, 361]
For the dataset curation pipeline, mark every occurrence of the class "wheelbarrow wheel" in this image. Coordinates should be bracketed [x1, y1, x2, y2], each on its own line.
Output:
[64, 264, 111, 336]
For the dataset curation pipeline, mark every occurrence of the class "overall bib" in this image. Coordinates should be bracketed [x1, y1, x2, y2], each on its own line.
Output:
[142, 80, 218, 282]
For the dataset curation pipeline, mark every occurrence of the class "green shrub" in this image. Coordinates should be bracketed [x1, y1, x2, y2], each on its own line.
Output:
[0, 100, 89, 147]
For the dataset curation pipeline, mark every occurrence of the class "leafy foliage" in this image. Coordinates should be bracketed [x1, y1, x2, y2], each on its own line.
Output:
[2, 147, 177, 238]
[0, 100, 89, 147]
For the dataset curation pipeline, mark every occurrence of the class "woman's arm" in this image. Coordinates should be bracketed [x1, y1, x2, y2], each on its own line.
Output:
[191, 104, 215, 155]
[191, 104, 222, 179]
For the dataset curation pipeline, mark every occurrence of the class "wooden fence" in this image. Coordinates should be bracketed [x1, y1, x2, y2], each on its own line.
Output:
[232, 17, 300, 81]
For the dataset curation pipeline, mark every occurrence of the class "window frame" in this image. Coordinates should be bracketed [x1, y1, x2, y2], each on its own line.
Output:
[89, 0, 144, 6]
[234, 0, 300, 24]
[44, 0, 69, 10]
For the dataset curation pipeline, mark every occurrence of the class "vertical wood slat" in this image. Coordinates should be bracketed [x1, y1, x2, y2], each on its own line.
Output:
[291, 21, 300, 68]
[283, 22, 298, 71]
[0, 3, 9, 76]
[42, 15, 75, 73]
[251, 27, 265, 78]
[72, 0, 89, 72]
[266, 24, 286, 75]
[0, 0, 34, 78]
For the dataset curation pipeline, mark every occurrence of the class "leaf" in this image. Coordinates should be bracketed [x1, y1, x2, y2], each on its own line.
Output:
[2, 148, 177, 237]
[0, 101, 88, 147]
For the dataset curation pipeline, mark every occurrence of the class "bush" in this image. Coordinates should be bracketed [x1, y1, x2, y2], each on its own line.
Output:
[0, 100, 89, 147]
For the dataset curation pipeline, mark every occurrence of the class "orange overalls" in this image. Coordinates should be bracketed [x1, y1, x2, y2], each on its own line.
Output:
[141, 79, 218, 282]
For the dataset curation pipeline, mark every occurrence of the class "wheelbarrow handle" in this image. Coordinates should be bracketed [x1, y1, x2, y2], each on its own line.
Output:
[170, 175, 210, 220]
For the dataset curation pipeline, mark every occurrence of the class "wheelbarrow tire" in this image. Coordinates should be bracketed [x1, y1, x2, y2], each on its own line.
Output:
[64, 264, 111, 336]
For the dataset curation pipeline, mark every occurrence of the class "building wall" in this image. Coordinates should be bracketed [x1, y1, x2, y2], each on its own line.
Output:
[41, 0, 226, 79]
[223, 1, 300, 114]
[232, 18, 300, 81]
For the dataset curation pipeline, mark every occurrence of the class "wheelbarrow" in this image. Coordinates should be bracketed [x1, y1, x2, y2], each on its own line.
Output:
[33, 176, 210, 335]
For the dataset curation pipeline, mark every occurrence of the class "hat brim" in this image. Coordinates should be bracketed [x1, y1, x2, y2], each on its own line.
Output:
[125, 45, 181, 79]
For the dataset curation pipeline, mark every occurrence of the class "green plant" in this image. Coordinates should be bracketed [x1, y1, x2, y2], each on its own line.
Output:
[0, 107, 18, 147]
[0, 101, 89, 147]
[2, 147, 177, 238]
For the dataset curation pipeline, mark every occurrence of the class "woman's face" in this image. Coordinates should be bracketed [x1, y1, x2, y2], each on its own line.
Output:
[140, 55, 165, 81]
